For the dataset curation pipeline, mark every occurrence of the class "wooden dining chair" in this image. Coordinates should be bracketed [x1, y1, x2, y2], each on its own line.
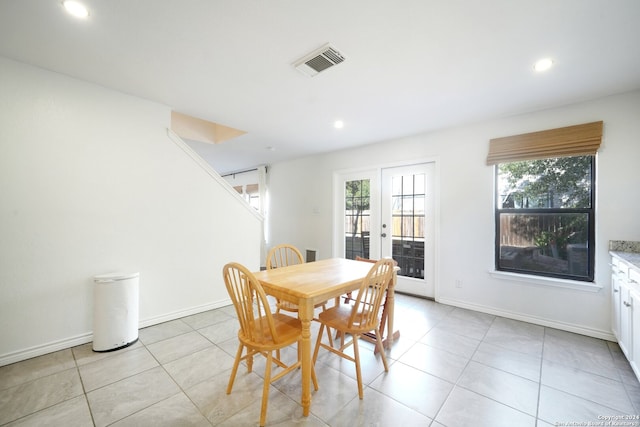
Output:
[266, 244, 327, 315]
[223, 262, 318, 427]
[351, 256, 399, 349]
[312, 257, 395, 399]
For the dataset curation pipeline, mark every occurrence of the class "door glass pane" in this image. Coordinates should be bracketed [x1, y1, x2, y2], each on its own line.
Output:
[414, 174, 425, 194]
[344, 179, 370, 260]
[392, 174, 425, 279]
[402, 174, 414, 195]
[392, 176, 403, 196]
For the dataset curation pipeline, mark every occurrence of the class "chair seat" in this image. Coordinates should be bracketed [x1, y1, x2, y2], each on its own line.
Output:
[238, 313, 302, 350]
[317, 305, 372, 334]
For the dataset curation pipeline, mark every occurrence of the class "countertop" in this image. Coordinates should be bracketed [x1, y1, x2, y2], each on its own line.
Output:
[611, 251, 640, 271]
[610, 241, 640, 271]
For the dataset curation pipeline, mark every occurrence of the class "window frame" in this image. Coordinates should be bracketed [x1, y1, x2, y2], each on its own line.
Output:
[494, 155, 596, 282]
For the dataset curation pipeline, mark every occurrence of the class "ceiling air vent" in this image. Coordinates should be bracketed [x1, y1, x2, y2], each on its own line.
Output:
[293, 44, 346, 77]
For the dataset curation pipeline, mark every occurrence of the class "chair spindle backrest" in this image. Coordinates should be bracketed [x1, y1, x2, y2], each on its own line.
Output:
[266, 244, 304, 270]
[349, 258, 395, 329]
[223, 262, 281, 344]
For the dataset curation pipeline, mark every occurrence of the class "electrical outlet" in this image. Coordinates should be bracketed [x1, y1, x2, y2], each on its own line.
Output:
[455, 279, 463, 288]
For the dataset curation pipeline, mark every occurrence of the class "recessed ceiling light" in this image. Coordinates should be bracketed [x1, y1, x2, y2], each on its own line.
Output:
[63, 1, 89, 18]
[534, 58, 553, 72]
[334, 120, 344, 129]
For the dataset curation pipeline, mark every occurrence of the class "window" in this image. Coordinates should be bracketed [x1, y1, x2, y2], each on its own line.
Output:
[225, 166, 267, 214]
[487, 121, 602, 282]
[495, 156, 595, 281]
[232, 184, 260, 211]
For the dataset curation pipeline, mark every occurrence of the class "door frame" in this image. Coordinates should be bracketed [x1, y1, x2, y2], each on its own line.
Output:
[332, 158, 440, 299]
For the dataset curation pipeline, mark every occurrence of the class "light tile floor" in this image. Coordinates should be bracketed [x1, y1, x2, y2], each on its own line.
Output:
[2, 294, 640, 426]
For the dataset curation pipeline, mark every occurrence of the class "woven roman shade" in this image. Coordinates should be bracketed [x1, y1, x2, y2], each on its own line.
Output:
[486, 121, 603, 165]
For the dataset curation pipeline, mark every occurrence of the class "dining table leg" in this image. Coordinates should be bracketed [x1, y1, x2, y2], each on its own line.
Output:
[386, 271, 398, 347]
[298, 299, 314, 416]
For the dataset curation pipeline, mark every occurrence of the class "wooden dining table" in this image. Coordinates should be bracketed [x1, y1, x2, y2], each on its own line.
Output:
[252, 257, 398, 417]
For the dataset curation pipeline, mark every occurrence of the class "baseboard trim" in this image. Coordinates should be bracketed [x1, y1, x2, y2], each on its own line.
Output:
[0, 333, 93, 367]
[436, 297, 616, 342]
[138, 299, 232, 328]
[0, 298, 233, 367]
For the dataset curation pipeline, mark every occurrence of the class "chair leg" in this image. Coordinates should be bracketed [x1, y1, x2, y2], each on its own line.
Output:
[375, 328, 389, 371]
[353, 335, 364, 399]
[311, 361, 319, 391]
[318, 303, 334, 347]
[324, 318, 334, 348]
[379, 296, 389, 339]
[312, 324, 324, 363]
[227, 343, 244, 394]
[260, 351, 273, 427]
[333, 329, 346, 347]
[247, 350, 254, 373]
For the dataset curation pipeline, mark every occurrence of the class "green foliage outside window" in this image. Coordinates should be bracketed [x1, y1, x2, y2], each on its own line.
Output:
[498, 156, 592, 209]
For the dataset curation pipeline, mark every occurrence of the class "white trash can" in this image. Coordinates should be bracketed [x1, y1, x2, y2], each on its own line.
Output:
[93, 272, 139, 352]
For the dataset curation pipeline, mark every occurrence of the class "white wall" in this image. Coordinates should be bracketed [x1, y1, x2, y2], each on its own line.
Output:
[267, 90, 640, 339]
[0, 57, 262, 365]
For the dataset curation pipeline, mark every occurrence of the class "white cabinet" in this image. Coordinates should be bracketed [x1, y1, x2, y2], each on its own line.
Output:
[631, 268, 640, 289]
[611, 258, 623, 339]
[629, 269, 640, 374]
[619, 280, 632, 358]
[611, 254, 640, 379]
[631, 289, 640, 375]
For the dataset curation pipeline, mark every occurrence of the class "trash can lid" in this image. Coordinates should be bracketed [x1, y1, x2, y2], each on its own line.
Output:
[94, 272, 140, 282]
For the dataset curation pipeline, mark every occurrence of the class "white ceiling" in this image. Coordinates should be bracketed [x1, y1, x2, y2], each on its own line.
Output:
[1, 1, 639, 175]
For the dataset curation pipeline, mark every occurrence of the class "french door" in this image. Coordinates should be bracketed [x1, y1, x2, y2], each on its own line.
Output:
[335, 162, 435, 298]
[381, 163, 435, 297]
